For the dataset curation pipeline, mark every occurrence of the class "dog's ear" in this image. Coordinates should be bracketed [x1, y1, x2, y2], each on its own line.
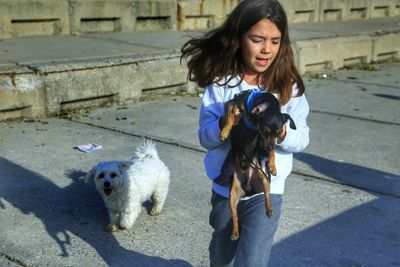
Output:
[251, 102, 269, 115]
[84, 167, 96, 183]
[282, 113, 297, 130]
[118, 161, 132, 171]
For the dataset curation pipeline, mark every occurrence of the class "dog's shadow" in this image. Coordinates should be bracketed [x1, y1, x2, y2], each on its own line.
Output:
[0, 157, 192, 266]
[142, 200, 154, 214]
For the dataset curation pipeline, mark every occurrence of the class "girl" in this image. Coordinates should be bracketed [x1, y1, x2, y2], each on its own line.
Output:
[181, 0, 309, 266]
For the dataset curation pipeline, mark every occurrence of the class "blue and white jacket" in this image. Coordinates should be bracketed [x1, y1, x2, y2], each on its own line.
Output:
[198, 76, 310, 198]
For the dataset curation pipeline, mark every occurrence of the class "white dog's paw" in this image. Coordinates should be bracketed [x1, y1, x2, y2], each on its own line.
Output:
[150, 208, 161, 216]
[119, 217, 134, 229]
[105, 224, 119, 233]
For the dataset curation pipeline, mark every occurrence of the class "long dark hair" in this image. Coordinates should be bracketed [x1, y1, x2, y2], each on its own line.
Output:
[180, 0, 304, 105]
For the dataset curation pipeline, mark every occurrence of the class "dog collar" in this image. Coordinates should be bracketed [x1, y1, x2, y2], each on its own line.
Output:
[243, 89, 270, 130]
[246, 89, 270, 112]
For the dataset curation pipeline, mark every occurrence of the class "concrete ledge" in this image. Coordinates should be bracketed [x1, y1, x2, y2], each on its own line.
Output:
[0, 53, 188, 119]
[294, 35, 373, 73]
[177, 0, 215, 31]
[69, 0, 135, 34]
[0, 69, 45, 120]
[134, 0, 177, 31]
[281, 0, 320, 23]
[372, 32, 400, 61]
[293, 29, 400, 74]
[177, 0, 238, 30]
[371, 0, 397, 18]
[0, 0, 178, 39]
[280, 0, 399, 23]
[0, 0, 70, 39]
[397, 0, 400, 16]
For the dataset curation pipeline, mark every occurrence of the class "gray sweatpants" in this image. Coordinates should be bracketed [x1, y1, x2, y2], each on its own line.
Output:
[209, 191, 283, 267]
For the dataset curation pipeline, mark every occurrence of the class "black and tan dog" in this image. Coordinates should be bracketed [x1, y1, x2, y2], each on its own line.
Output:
[218, 90, 296, 240]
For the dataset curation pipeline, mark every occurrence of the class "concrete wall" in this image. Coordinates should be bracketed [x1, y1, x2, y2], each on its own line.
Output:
[177, 0, 240, 30]
[277, 0, 399, 23]
[0, 0, 70, 39]
[1, 0, 399, 39]
[0, 0, 177, 39]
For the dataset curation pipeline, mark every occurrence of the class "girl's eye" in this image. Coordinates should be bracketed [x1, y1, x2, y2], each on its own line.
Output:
[272, 39, 281, 45]
[251, 38, 262, 43]
[110, 173, 117, 178]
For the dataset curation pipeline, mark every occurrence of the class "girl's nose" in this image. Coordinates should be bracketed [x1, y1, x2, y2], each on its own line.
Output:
[261, 42, 271, 54]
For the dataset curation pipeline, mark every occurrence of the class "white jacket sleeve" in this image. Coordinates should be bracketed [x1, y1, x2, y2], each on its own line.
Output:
[198, 85, 225, 150]
[278, 91, 310, 153]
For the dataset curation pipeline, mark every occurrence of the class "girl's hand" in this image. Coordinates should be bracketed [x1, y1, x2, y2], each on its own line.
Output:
[277, 124, 286, 144]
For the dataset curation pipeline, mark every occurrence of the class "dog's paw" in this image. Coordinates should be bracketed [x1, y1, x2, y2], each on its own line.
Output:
[231, 232, 240, 241]
[119, 219, 134, 230]
[219, 130, 230, 142]
[105, 224, 119, 233]
[268, 166, 277, 176]
[268, 164, 277, 176]
[150, 208, 161, 216]
[266, 210, 274, 218]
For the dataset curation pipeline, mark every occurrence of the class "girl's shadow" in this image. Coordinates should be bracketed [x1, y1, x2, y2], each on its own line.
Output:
[269, 153, 400, 266]
[295, 152, 400, 196]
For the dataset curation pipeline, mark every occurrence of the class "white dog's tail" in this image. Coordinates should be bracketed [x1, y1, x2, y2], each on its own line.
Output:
[134, 139, 159, 160]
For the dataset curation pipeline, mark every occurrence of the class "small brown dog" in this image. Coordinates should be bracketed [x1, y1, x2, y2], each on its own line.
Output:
[219, 90, 296, 240]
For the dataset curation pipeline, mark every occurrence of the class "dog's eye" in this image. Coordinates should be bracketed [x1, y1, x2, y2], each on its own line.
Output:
[110, 173, 117, 178]
[263, 127, 271, 134]
[98, 173, 105, 179]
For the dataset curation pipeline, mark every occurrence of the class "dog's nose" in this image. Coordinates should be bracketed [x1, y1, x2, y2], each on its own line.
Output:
[104, 181, 111, 188]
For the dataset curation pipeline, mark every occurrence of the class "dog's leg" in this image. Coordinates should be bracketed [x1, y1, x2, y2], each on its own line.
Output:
[267, 149, 277, 176]
[120, 204, 141, 230]
[150, 176, 169, 216]
[257, 167, 274, 218]
[105, 210, 120, 233]
[230, 172, 244, 241]
[220, 101, 238, 141]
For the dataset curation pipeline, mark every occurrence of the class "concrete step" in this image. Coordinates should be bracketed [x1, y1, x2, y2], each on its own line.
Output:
[1, 17, 399, 120]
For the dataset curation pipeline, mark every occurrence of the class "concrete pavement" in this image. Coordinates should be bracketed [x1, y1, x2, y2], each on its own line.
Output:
[1, 60, 400, 266]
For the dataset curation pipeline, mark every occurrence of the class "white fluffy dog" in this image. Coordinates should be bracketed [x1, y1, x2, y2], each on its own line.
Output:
[85, 139, 170, 233]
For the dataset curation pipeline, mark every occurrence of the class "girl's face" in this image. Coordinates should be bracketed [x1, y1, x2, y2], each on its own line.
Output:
[240, 19, 281, 85]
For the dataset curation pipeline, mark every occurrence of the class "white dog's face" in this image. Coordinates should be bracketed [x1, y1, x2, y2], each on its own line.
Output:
[86, 161, 131, 198]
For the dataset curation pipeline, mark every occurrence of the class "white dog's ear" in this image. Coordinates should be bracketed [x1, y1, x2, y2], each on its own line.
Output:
[118, 161, 132, 171]
[85, 167, 96, 183]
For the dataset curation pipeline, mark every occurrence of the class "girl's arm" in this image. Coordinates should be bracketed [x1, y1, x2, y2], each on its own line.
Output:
[198, 85, 225, 150]
[277, 87, 310, 153]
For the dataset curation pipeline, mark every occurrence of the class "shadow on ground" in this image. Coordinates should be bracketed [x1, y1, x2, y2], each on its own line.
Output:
[269, 153, 400, 266]
[0, 157, 192, 266]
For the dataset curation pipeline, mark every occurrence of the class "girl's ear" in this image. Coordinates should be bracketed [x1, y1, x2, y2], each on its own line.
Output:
[85, 167, 96, 183]
[251, 102, 269, 115]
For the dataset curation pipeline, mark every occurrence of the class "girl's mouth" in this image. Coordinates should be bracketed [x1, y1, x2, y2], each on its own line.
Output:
[256, 58, 269, 67]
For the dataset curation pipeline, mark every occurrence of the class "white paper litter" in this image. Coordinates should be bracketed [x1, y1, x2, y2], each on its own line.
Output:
[74, 143, 102, 153]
